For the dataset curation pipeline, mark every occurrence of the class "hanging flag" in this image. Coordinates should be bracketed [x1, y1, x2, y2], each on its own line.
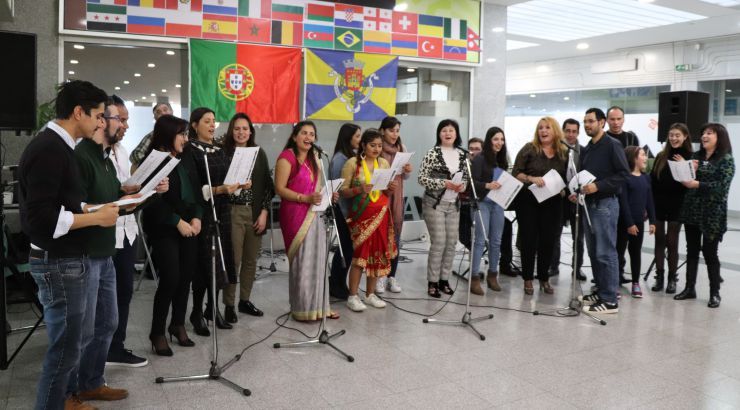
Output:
[86, 3, 127, 32]
[166, 10, 201, 37]
[238, 17, 271, 43]
[363, 30, 390, 54]
[272, 0, 303, 22]
[170, 0, 202, 12]
[363, 7, 391, 32]
[334, 27, 363, 52]
[334, 3, 363, 29]
[271, 20, 302, 46]
[418, 14, 443, 37]
[443, 18, 466, 40]
[190, 39, 301, 123]
[304, 24, 334, 49]
[391, 33, 417, 56]
[202, 0, 238, 15]
[127, 14, 165, 35]
[127, 0, 165, 7]
[305, 49, 398, 121]
[443, 38, 467, 60]
[237, 0, 271, 18]
[392, 11, 417, 34]
[467, 27, 480, 52]
[306, 2, 334, 25]
[88, 0, 127, 5]
[418, 36, 442, 59]
[202, 13, 238, 40]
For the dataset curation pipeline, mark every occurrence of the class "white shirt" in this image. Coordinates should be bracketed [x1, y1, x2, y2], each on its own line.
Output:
[441, 146, 459, 175]
[45, 121, 77, 241]
[110, 144, 139, 248]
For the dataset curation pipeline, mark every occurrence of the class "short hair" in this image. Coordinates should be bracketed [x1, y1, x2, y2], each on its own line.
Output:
[333, 123, 361, 159]
[435, 119, 462, 148]
[607, 106, 624, 117]
[148, 114, 188, 156]
[55, 80, 108, 120]
[699, 123, 733, 159]
[153, 101, 172, 114]
[467, 137, 483, 147]
[585, 107, 606, 122]
[188, 107, 215, 140]
[562, 118, 580, 131]
[624, 146, 642, 171]
[222, 112, 256, 151]
[110, 94, 125, 107]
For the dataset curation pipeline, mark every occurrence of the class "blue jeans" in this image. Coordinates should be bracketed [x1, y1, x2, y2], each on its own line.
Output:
[30, 256, 90, 410]
[583, 197, 620, 304]
[471, 200, 505, 276]
[110, 238, 135, 356]
[72, 257, 119, 393]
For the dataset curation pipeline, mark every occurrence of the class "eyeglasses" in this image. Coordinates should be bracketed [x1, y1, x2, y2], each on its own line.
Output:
[104, 115, 121, 122]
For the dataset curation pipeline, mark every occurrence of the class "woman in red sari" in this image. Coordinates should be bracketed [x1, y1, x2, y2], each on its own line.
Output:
[340, 129, 398, 312]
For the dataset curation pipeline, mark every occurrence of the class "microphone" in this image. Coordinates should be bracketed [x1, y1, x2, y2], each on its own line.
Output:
[310, 142, 329, 157]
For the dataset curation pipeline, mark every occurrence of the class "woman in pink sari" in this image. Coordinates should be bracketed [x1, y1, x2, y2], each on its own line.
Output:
[275, 121, 339, 321]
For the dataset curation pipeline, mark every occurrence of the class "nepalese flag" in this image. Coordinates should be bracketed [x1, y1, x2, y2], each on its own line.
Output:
[363, 7, 391, 32]
[334, 3, 363, 29]
[305, 49, 398, 121]
[467, 27, 480, 51]
[189, 39, 301, 123]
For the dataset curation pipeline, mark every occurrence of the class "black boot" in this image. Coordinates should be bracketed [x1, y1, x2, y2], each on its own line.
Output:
[707, 262, 721, 308]
[674, 258, 698, 300]
[575, 270, 587, 281]
[189, 310, 210, 337]
[205, 302, 232, 329]
[651, 269, 665, 292]
[224, 306, 238, 323]
[665, 271, 678, 294]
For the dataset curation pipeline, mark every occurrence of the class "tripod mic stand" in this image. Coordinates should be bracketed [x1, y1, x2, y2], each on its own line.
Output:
[273, 150, 353, 362]
[533, 146, 605, 326]
[423, 153, 493, 340]
[156, 143, 250, 396]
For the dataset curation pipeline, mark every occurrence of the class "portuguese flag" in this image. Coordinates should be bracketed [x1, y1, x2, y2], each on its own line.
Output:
[190, 39, 302, 123]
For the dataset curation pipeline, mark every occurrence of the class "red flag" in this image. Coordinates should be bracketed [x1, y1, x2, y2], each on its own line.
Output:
[418, 36, 442, 59]
[467, 27, 480, 52]
[238, 17, 271, 43]
[392, 11, 417, 34]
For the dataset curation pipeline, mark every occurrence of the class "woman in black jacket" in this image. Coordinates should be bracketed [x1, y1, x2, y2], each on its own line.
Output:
[143, 115, 203, 356]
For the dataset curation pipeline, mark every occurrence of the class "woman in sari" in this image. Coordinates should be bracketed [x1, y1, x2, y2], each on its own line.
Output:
[340, 129, 398, 312]
[275, 121, 339, 321]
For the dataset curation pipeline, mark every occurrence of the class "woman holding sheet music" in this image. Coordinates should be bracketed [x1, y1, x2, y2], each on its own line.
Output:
[340, 129, 398, 312]
[649, 123, 693, 293]
[512, 117, 568, 295]
[221, 113, 274, 322]
[469, 126, 509, 295]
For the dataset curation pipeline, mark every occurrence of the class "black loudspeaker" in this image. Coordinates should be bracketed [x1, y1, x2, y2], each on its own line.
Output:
[658, 91, 709, 143]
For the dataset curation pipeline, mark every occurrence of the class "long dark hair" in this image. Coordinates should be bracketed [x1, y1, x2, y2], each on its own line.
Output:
[333, 123, 360, 158]
[482, 126, 509, 169]
[148, 114, 188, 156]
[379, 116, 403, 151]
[283, 120, 319, 173]
[653, 122, 693, 179]
[222, 112, 256, 152]
[435, 119, 462, 147]
[699, 123, 733, 160]
[624, 146, 642, 172]
[356, 128, 383, 161]
[188, 107, 215, 141]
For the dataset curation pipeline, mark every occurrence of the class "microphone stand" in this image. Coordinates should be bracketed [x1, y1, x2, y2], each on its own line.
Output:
[273, 147, 353, 362]
[533, 144, 605, 326]
[257, 168, 286, 277]
[423, 150, 493, 340]
[156, 142, 250, 395]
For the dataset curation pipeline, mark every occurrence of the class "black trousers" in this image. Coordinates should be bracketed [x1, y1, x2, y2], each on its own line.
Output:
[150, 230, 197, 336]
[684, 224, 721, 292]
[516, 192, 562, 281]
[617, 222, 645, 283]
[109, 237, 136, 355]
[499, 218, 513, 270]
[329, 204, 352, 298]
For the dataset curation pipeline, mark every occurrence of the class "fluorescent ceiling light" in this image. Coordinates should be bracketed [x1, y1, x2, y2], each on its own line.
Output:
[577, 42, 590, 50]
[73, 44, 85, 50]
[70, 59, 79, 64]
[123, 80, 130, 84]
[491, 26, 505, 32]
[114, 86, 120, 90]
[529, 94, 537, 98]
[175, 84, 181, 88]
[507, 0, 706, 42]
[507, 39, 539, 50]
[166, 50, 175, 55]
[147, 63, 156, 68]
[68, 70, 75, 75]
[161, 89, 167, 93]
[394, 2, 408, 11]
[150, 93, 156, 97]
[134, 73, 141, 77]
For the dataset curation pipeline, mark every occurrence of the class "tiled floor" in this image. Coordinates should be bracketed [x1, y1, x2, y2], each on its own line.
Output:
[2, 218, 740, 409]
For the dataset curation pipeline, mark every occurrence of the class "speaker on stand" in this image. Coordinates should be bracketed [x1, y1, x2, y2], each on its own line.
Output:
[658, 91, 710, 142]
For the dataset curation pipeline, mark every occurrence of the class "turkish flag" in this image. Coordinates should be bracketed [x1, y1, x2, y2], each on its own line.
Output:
[418, 36, 442, 58]
[392, 11, 417, 34]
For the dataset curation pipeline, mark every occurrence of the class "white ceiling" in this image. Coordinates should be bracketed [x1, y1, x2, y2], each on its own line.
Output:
[483, 0, 740, 64]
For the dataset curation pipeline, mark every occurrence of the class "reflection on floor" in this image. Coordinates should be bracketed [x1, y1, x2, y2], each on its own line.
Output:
[2, 219, 740, 409]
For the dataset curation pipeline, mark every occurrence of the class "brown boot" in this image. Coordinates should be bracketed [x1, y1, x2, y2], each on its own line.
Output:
[486, 272, 502, 292]
[470, 275, 484, 295]
[77, 385, 129, 401]
[64, 396, 97, 410]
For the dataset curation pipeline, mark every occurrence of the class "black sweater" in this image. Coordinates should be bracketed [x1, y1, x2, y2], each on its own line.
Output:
[18, 128, 88, 257]
[580, 134, 630, 200]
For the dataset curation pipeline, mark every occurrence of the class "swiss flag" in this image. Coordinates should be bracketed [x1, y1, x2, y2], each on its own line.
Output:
[418, 36, 442, 59]
[392, 11, 417, 34]
[467, 27, 480, 51]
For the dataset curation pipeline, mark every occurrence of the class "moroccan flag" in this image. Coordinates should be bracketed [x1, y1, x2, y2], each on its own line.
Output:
[190, 39, 301, 123]
[238, 17, 271, 43]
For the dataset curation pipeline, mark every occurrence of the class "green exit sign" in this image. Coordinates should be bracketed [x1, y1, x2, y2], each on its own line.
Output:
[675, 64, 693, 72]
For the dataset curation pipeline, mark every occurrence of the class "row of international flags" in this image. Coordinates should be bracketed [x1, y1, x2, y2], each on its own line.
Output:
[85, 0, 481, 61]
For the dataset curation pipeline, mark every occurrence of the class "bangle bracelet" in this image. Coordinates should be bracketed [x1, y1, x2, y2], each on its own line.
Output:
[297, 194, 302, 203]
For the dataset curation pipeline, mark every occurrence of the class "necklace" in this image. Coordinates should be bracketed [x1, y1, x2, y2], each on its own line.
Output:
[361, 157, 380, 202]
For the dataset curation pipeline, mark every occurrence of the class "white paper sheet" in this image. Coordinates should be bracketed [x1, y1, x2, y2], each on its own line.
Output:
[485, 171, 523, 209]
[311, 178, 344, 212]
[668, 160, 695, 182]
[528, 169, 566, 203]
[568, 170, 596, 194]
[442, 172, 464, 202]
[223, 147, 260, 195]
[124, 150, 169, 187]
[369, 168, 394, 191]
[87, 190, 157, 212]
[139, 157, 180, 195]
[389, 151, 414, 177]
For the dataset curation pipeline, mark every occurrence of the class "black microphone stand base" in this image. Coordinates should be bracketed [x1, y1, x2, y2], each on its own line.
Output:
[273, 329, 354, 362]
[155, 359, 251, 396]
[533, 301, 607, 326]
[423, 311, 494, 341]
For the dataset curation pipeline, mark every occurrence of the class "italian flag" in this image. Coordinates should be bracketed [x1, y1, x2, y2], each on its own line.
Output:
[189, 39, 302, 123]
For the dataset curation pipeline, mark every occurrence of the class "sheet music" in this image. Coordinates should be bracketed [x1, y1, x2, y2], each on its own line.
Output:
[568, 170, 596, 194]
[124, 150, 169, 186]
[223, 147, 259, 195]
[311, 178, 344, 212]
[87, 190, 157, 212]
[139, 157, 180, 194]
[486, 171, 523, 209]
[389, 152, 414, 177]
[369, 168, 394, 191]
[668, 160, 695, 182]
[528, 169, 566, 203]
[442, 172, 464, 202]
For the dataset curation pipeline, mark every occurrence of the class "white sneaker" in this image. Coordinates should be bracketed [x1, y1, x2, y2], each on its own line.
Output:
[346, 295, 367, 312]
[387, 276, 402, 293]
[375, 277, 386, 294]
[364, 294, 387, 308]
